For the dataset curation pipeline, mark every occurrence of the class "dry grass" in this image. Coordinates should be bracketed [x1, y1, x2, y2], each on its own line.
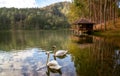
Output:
[93, 18, 120, 36]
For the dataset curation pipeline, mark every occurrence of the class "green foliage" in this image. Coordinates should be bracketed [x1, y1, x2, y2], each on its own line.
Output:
[67, 0, 89, 23]
[0, 2, 70, 30]
[0, 15, 11, 30]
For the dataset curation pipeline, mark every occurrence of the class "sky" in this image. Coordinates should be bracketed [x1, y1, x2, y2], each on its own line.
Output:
[0, 0, 71, 8]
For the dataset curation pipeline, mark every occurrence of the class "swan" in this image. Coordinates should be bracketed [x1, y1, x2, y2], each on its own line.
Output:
[46, 52, 62, 70]
[52, 45, 68, 57]
[54, 50, 68, 57]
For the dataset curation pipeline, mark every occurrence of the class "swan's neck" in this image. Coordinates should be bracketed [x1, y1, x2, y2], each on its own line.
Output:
[46, 53, 50, 65]
[53, 48, 56, 54]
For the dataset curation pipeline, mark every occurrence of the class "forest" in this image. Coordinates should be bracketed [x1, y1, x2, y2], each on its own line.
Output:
[68, 0, 120, 30]
[0, 2, 70, 30]
[1, 0, 120, 31]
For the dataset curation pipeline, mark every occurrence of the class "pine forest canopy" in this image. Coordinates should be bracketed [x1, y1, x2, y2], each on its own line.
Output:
[0, 2, 70, 30]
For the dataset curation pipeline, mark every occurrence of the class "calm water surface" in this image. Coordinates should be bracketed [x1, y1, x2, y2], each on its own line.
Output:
[0, 30, 120, 76]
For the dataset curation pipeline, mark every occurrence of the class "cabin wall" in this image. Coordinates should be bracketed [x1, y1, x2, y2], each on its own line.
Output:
[73, 24, 94, 35]
[79, 24, 93, 31]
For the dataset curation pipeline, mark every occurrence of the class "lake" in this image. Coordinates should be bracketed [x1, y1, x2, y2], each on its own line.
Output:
[0, 30, 120, 76]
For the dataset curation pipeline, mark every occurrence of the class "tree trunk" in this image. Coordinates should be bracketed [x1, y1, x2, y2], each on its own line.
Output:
[99, 0, 102, 30]
[104, 0, 108, 31]
[113, 0, 116, 27]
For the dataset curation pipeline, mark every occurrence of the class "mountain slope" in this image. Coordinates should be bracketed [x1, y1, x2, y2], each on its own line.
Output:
[42, 2, 70, 16]
[0, 2, 71, 30]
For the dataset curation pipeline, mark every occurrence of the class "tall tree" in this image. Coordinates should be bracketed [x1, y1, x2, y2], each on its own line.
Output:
[68, 0, 119, 31]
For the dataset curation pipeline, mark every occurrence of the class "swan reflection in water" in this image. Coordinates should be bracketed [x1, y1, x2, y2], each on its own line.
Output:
[46, 66, 62, 76]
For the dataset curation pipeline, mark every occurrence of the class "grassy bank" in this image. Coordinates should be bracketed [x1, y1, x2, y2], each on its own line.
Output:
[93, 18, 120, 37]
[93, 30, 120, 37]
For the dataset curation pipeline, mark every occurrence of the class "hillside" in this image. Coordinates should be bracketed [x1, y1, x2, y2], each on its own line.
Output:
[0, 2, 71, 30]
[42, 2, 70, 16]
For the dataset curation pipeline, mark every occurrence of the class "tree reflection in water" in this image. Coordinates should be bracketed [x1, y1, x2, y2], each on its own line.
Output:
[69, 35, 120, 76]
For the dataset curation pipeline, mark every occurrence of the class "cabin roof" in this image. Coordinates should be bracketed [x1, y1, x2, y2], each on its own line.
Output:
[73, 18, 95, 25]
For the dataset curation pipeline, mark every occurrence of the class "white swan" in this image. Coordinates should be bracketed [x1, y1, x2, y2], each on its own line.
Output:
[52, 45, 68, 57]
[46, 52, 62, 70]
[54, 50, 68, 57]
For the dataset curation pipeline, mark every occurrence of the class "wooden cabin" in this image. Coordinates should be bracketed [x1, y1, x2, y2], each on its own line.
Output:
[72, 18, 95, 35]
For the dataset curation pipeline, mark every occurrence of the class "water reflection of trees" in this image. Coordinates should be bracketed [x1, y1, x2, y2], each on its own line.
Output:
[71, 35, 93, 44]
[0, 30, 71, 51]
[69, 36, 120, 76]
